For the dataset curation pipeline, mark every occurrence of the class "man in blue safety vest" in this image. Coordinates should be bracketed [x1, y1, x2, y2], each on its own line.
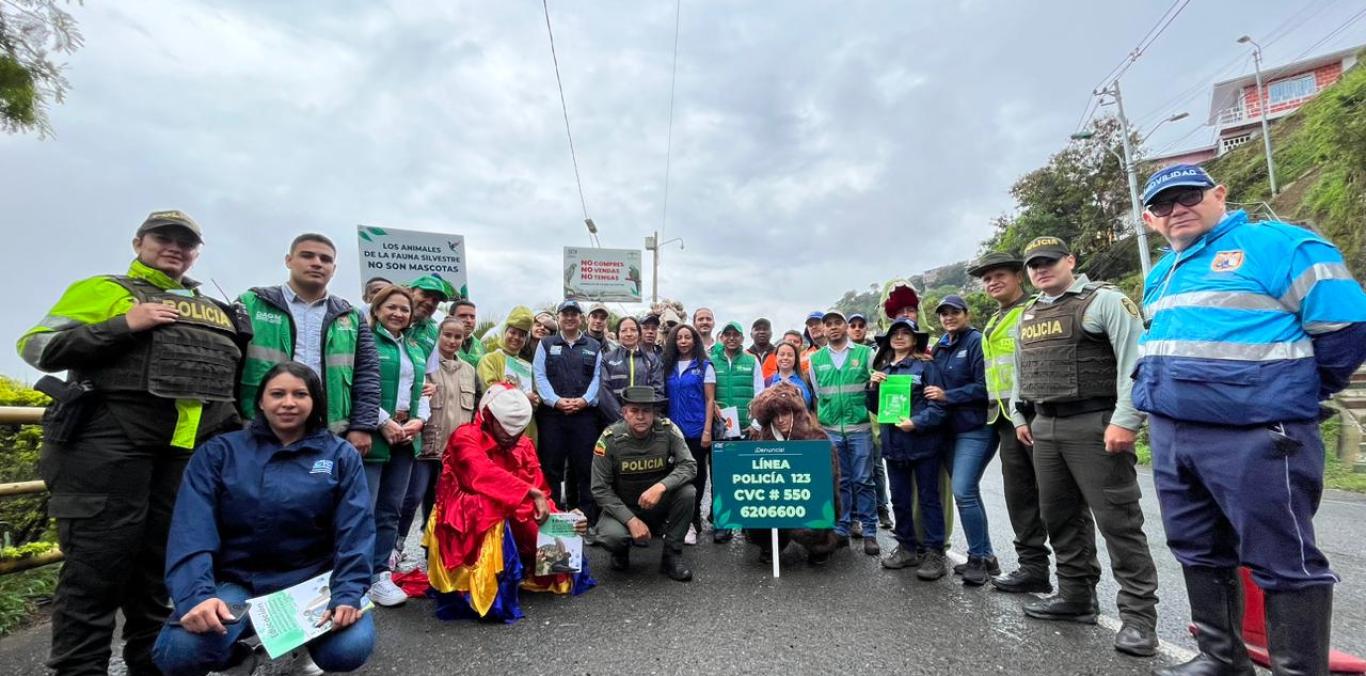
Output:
[1136, 164, 1366, 676]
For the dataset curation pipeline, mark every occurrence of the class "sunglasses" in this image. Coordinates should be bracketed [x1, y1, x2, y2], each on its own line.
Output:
[1146, 188, 1206, 217]
[1026, 257, 1060, 270]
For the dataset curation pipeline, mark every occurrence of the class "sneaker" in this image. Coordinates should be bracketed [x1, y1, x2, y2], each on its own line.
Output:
[877, 506, 893, 530]
[881, 546, 921, 570]
[395, 548, 423, 574]
[916, 551, 949, 580]
[862, 537, 880, 556]
[954, 555, 999, 577]
[287, 649, 325, 676]
[684, 524, 698, 546]
[367, 571, 408, 607]
[961, 556, 992, 586]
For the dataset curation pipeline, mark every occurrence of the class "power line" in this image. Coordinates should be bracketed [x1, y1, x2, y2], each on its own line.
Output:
[1267, 6, 1366, 79]
[659, 0, 681, 236]
[1076, 0, 1190, 132]
[541, 0, 592, 228]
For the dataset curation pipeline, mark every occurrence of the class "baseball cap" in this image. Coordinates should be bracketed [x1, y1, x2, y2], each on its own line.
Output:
[720, 321, 744, 336]
[557, 299, 583, 314]
[1142, 164, 1216, 205]
[1022, 236, 1072, 266]
[968, 251, 1023, 277]
[587, 302, 609, 317]
[751, 317, 772, 328]
[934, 294, 969, 313]
[822, 309, 847, 322]
[137, 210, 203, 243]
[641, 313, 661, 326]
[408, 273, 456, 300]
[848, 313, 867, 324]
[805, 311, 824, 324]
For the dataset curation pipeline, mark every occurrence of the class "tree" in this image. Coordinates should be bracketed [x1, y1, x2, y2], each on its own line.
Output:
[0, 0, 83, 137]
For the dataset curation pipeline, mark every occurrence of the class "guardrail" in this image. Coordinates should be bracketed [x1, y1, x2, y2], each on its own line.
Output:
[0, 405, 61, 575]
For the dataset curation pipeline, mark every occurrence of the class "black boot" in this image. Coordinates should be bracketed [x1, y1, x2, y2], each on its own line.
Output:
[1264, 585, 1332, 676]
[660, 545, 693, 582]
[1153, 566, 1254, 676]
[608, 546, 630, 572]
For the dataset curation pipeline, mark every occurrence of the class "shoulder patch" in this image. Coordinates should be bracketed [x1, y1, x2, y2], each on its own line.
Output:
[1211, 250, 1245, 273]
[593, 438, 607, 456]
[1120, 296, 1141, 319]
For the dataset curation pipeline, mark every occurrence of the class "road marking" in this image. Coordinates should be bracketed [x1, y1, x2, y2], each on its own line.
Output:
[1096, 614, 1198, 663]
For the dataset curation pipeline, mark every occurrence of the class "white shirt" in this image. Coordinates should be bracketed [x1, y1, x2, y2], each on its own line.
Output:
[676, 359, 717, 384]
[378, 328, 431, 423]
[282, 283, 328, 375]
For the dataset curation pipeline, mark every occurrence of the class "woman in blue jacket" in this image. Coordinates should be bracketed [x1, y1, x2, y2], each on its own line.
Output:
[928, 295, 998, 586]
[662, 323, 716, 545]
[868, 319, 951, 580]
[153, 361, 375, 676]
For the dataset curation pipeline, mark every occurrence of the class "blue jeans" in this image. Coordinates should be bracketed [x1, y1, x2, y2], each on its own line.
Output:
[365, 448, 414, 576]
[887, 455, 945, 551]
[831, 428, 876, 537]
[948, 425, 998, 558]
[397, 459, 439, 540]
[152, 581, 374, 676]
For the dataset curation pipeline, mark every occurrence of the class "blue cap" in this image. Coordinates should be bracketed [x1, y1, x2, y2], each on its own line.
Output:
[557, 299, 583, 314]
[806, 311, 824, 323]
[848, 312, 867, 324]
[1142, 164, 1215, 205]
[934, 294, 969, 313]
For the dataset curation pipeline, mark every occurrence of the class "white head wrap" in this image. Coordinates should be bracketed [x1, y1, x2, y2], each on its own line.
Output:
[479, 384, 533, 437]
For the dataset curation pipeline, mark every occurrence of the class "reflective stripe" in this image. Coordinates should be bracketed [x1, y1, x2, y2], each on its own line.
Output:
[19, 332, 56, 368]
[38, 315, 82, 331]
[1144, 290, 1288, 315]
[1280, 262, 1353, 312]
[1139, 338, 1314, 361]
[826, 383, 867, 395]
[246, 344, 291, 363]
[989, 355, 1014, 367]
[1304, 321, 1351, 335]
[171, 399, 203, 449]
[822, 423, 872, 433]
[326, 353, 355, 368]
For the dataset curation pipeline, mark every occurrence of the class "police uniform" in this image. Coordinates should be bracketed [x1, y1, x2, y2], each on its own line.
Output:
[590, 389, 697, 580]
[1008, 237, 1159, 655]
[1135, 165, 1366, 675]
[16, 211, 245, 676]
[532, 300, 604, 520]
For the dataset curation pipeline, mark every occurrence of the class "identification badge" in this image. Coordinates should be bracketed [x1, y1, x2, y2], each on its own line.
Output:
[550, 345, 563, 356]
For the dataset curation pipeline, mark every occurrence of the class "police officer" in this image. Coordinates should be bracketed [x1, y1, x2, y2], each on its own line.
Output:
[969, 251, 1052, 594]
[1136, 165, 1366, 675]
[590, 386, 698, 582]
[1008, 236, 1160, 657]
[17, 211, 246, 675]
[533, 299, 605, 523]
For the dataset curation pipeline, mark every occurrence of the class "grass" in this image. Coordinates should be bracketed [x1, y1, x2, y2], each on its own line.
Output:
[0, 563, 58, 637]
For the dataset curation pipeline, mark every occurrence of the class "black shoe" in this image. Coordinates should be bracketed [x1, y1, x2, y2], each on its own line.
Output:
[862, 537, 880, 556]
[712, 528, 734, 543]
[1265, 584, 1332, 676]
[660, 548, 693, 582]
[1114, 622, 1158, 657]
[1023, 595, 1099, 624]
[609, 548, 630, 571]
[877, 506, 893, 530]
[1154, 566, 1255, 676]
[992, 569, 1053, 594]
[916, 551, 948, 580]
[954, 555, 999, 577]
[961, 556, 992, 587]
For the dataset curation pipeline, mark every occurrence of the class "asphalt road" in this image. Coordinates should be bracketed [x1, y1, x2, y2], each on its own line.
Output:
[4, 455, 1365, 675]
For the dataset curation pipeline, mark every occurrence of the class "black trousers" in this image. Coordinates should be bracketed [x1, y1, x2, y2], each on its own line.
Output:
[684, 436, 712, 530]
[537, 410, 601, 522]
[39, 404, 188, 676]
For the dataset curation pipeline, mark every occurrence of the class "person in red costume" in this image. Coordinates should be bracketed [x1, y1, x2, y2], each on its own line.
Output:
[424, 383, 595, 622]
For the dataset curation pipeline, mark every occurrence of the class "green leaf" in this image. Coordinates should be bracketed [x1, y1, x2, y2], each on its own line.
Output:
[366, 227, 388, 236]
[358, 232, 371, 242]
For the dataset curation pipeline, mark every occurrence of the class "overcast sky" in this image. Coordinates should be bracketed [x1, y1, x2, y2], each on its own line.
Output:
[3, 0, 1363, 380]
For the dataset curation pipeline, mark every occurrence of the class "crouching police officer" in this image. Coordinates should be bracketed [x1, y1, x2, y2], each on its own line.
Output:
[1137, 165, 1366, 676]
[1009, 236, 1161, 658]
[591, 386, 698, 582]
[17, 211, 247, 675]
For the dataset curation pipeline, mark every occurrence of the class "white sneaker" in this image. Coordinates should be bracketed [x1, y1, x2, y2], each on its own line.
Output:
[287, 649, 325, 676]
[395, 548, 423, 573]
[367, 571, 407, 607]
[684, 524, 698, 546]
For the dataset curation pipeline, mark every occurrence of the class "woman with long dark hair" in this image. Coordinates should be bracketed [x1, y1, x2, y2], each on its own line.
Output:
[661, 324, 715, 545]
[154, 362, 374, 675]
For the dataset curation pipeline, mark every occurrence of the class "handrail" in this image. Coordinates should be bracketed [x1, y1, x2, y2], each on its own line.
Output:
[0, 405, 61, 574]
[0, 406, 43, 425]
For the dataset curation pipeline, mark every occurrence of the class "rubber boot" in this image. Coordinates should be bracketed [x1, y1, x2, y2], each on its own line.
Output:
[1264, 585, 1331, 676]
[660, 544, 692, 582]
[1153, 566, 1254, 676]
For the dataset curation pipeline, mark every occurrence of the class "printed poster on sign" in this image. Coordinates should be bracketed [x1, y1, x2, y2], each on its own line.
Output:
[563, 247, 642, 302]
[710, 440, 836, 530]
[357, 226, 468, 299]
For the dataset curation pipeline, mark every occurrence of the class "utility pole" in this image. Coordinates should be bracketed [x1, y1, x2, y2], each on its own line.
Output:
[1239, 35, 1278, 196]
[1099, 79, 1152, 277]
[645, 231, 683, 305]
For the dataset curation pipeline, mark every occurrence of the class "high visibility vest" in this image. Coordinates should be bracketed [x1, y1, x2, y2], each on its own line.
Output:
[369, 326, 428, 463]
[238, 290, 362, 434]
[808, 344, 872, 431]
[713, 350, 758, 428]
[982, 298, 1026, 423]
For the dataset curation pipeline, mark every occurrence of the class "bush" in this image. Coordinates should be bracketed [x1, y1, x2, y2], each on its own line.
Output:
[0, 377, 50, 549]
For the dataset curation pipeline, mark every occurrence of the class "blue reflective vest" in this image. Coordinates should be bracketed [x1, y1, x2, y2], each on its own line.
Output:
[1134, 210, 1366, 424]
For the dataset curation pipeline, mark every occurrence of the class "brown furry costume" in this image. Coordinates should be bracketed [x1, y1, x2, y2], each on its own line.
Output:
[743, 383, 842, 560]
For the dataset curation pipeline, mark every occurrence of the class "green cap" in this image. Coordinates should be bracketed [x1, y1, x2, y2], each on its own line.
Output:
[968, 251, 1023, 277]
[408, 273, 456, 300]
[720, 321, 744, 336]
[1022, 236, 1072, 265]
[137, 210, 203, 243]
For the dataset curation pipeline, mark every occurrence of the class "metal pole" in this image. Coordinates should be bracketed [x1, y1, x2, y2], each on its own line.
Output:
[1109, 80, 1152, 277]
[651, 230, 660, 304]
[1250, 46, 1279, 196]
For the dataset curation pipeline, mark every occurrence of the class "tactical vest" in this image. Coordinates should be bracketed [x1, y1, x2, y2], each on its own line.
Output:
[1016, 284, 1118, 404]
[809, 343, 873, 431]
[602, 346, 658, 396]
[714, 350, 758, 428]
[982, 298, 1026, 422]
[238, 290, 362, 433]
[541, 333, 601, 403]
[606, 422, 676, 506]
[77, 276, 240, 402]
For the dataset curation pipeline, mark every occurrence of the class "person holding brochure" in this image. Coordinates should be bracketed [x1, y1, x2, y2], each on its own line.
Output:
[425, 384, 594, 623]
[153, 362, 375, 676]
[868, 319, 952, 580]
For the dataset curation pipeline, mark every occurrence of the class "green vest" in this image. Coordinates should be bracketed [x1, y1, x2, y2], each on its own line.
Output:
[238, 291, 362, 434]
[713, 349, 758, 429]
[982, 298, 1027, 423]
[369, 327, 428, 463]
[808, 343, 873, 431]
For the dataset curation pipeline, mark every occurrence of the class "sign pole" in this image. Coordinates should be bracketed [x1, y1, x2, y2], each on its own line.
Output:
[771, 528, 780, 578]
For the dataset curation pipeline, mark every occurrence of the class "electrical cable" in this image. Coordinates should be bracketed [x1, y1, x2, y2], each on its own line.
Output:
[659, 0, 681, 237]
[541, 0, 593, 232]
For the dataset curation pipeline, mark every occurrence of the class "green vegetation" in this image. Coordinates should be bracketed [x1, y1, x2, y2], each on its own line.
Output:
[0, 376, 58, 636]
[0, 565, 58, 636]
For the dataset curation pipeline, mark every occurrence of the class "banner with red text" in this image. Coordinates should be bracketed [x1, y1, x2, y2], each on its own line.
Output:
[563, 247, 642, 302]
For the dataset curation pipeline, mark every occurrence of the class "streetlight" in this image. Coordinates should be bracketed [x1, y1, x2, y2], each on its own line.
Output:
[1142, 112, 1189, 143]
[645, 231, 684, 304]
[1237, 35, 1278, 196]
